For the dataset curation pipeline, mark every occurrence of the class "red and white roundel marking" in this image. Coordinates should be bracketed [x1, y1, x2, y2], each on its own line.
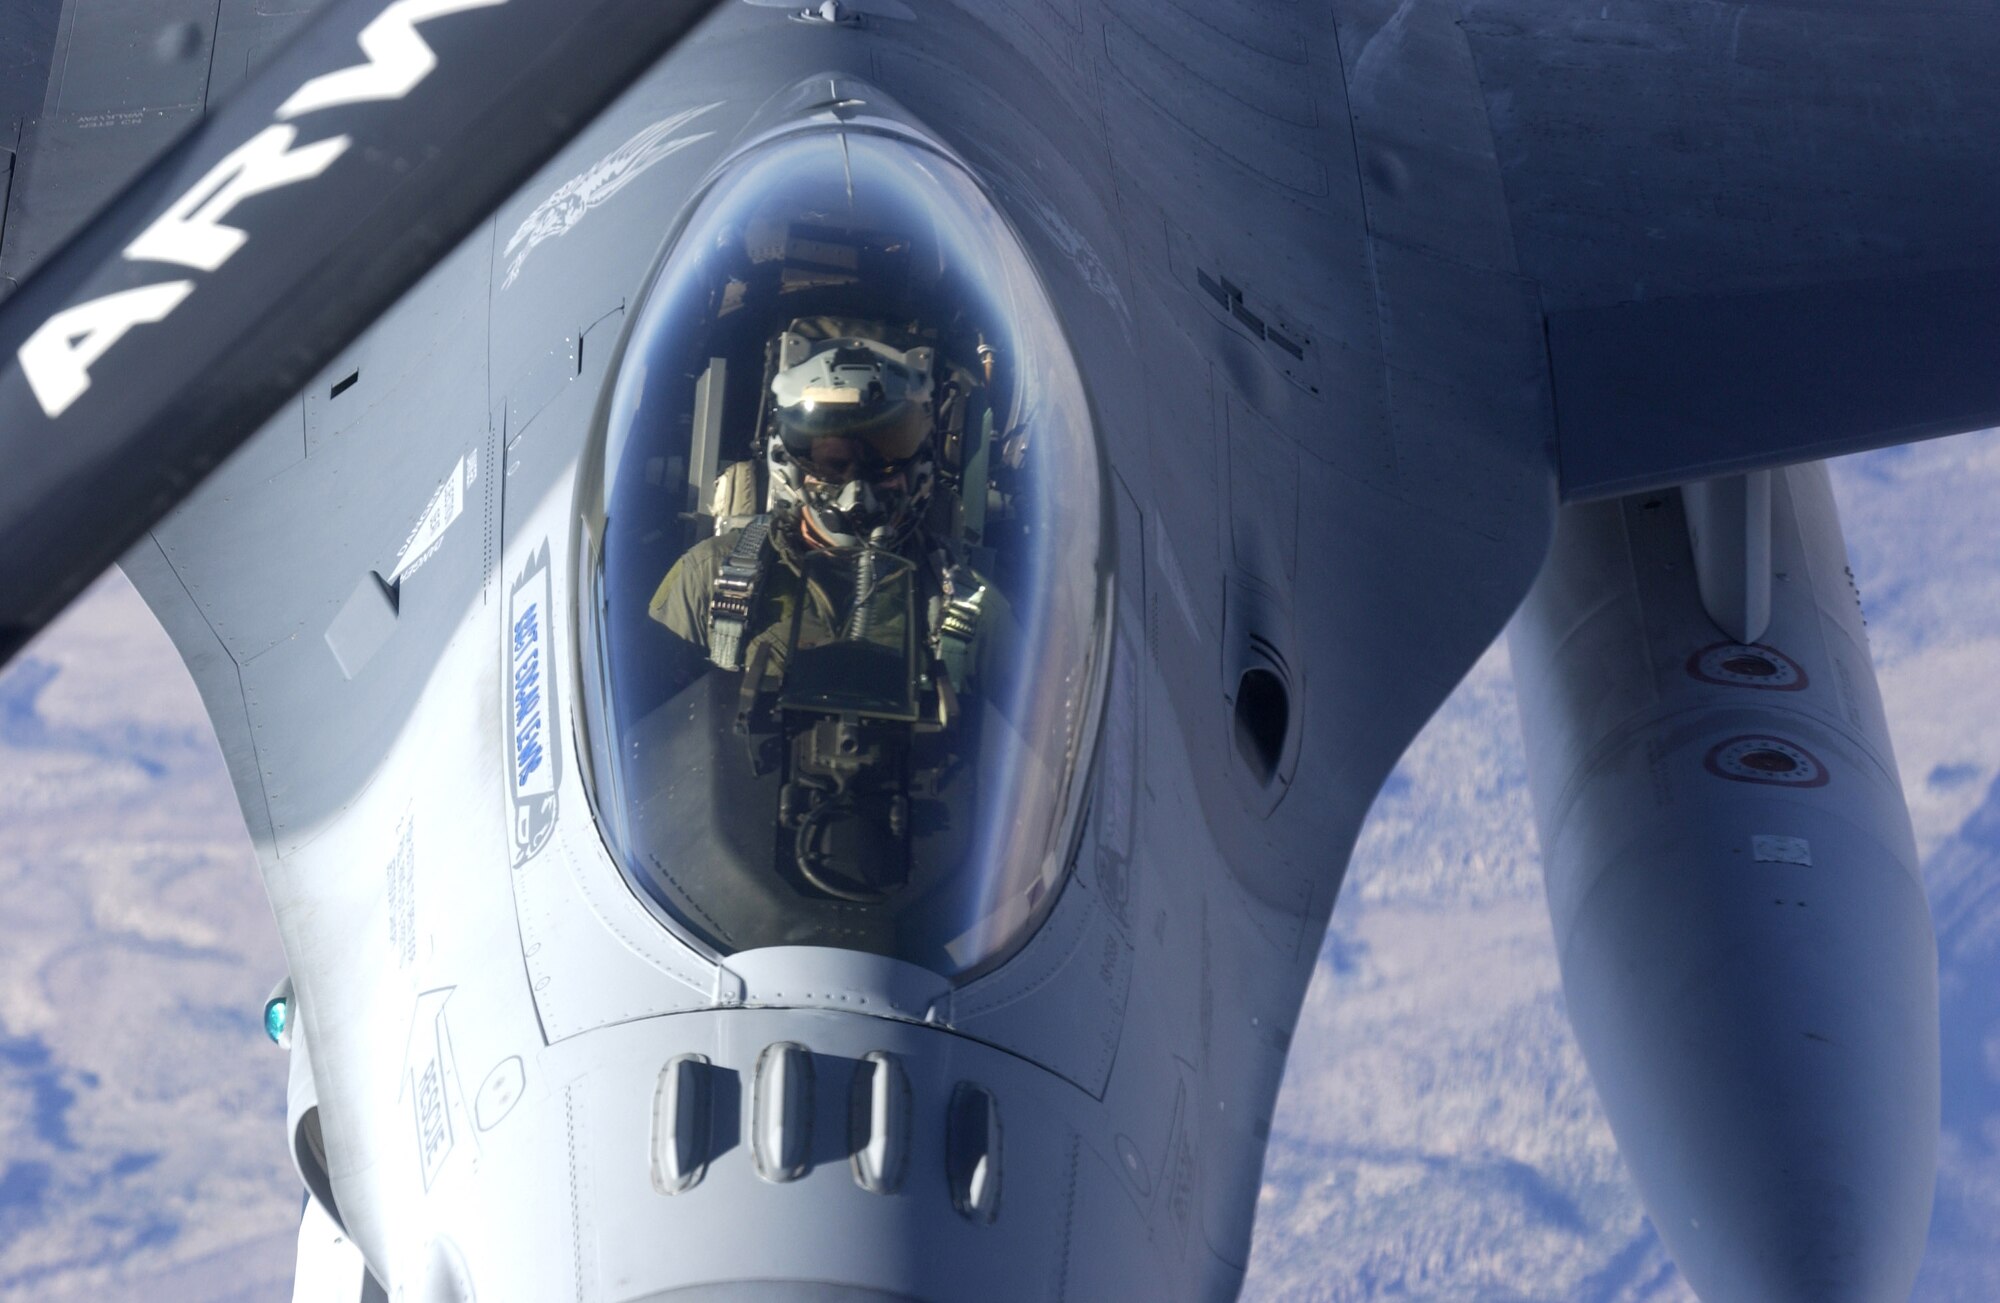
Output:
[1689, 643, 1807, 690]
[1704, 735, 1828, 787]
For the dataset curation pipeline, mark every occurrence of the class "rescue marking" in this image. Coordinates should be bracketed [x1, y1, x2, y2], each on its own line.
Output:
[501, 104, 721, 289]
[399, 986, 459, 1191]
[17, 0, 510, 417]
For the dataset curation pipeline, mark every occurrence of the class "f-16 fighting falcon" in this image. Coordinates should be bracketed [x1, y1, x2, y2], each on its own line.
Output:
[1, 0, 1997, 1297]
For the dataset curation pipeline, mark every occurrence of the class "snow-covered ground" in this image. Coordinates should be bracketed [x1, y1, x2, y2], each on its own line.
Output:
[0, 431, 1992, 1299]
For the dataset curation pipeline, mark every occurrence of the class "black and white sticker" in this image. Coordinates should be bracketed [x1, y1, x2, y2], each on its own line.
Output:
[390, 451, 475, 582]
[1752, 834, 1813, 865]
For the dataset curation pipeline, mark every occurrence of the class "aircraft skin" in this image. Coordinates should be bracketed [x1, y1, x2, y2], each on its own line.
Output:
[3, 0, 1996, 1298]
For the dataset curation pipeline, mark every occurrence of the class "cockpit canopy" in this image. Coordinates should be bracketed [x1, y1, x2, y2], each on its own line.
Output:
[574, 125, 1109, 981]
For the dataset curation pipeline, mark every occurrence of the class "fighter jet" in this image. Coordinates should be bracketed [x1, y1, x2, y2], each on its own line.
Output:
[0, 0, 1993, 1298]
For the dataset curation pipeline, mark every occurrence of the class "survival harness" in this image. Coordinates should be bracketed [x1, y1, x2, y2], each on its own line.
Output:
[707, 514, 990, 689]
[707, 515, 773, 672]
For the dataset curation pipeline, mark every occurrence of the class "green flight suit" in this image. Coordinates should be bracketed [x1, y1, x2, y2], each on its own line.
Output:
[649, 522, 1012, 695]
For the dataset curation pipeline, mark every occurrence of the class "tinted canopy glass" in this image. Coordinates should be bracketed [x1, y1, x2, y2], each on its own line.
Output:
[575, 126, 1108, 980]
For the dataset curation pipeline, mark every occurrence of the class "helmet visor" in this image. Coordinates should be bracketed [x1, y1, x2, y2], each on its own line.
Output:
[779, 410, 930, 479]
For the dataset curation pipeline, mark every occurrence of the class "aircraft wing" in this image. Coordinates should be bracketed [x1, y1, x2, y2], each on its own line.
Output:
[1428, 0, 2000, 498]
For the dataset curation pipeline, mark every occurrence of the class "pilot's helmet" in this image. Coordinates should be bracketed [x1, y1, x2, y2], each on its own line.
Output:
[769, 336, 936, 547]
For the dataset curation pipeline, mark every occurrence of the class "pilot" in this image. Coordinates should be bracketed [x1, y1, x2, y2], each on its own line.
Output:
[649, 335, 1010, 697]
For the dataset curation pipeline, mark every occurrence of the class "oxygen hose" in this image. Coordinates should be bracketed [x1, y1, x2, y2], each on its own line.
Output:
[846, 526, 894, 640]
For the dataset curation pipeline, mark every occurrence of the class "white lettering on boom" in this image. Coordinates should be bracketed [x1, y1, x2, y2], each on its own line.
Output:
[15, 0, 512, 418]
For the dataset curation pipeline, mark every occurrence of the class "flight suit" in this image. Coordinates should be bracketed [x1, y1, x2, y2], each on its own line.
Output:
[649, 521, 1013, 694]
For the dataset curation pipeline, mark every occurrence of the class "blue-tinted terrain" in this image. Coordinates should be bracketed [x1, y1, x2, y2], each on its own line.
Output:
[0, 579, 293, 1300]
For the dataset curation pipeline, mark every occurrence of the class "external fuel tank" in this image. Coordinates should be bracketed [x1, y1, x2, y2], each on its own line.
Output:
[1508, 463, 1937, 1302]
